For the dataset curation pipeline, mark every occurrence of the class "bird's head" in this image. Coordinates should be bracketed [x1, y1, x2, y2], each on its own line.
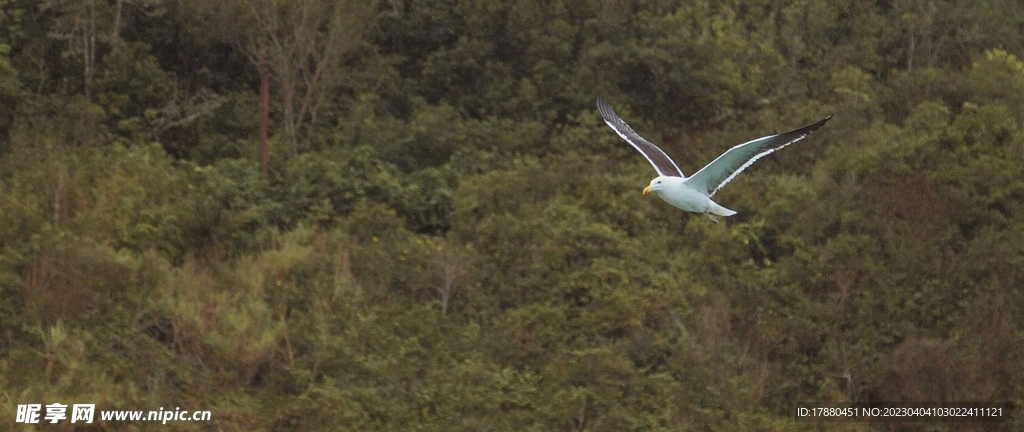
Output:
[643, 177, 668, 195]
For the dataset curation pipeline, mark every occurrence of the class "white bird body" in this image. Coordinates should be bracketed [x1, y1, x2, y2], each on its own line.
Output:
[645, 176, 737, 217]
[597, 95, 831, 222]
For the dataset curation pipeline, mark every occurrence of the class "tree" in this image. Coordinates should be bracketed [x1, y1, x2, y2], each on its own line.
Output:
[242, 0, 378, 146]
[426, 237, 473, 315]
[41, 0, 100, 99]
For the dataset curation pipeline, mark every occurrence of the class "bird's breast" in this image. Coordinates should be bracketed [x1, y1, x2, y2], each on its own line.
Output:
[657, 184, 715, 214]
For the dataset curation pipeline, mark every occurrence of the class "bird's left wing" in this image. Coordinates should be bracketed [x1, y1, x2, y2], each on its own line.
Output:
[686, 115, 833, 197]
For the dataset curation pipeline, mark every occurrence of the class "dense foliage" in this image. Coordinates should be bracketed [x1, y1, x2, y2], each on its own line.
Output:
[2, 0, 1023, 430]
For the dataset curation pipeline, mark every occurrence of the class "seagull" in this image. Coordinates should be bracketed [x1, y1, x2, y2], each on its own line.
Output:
[597, 95, 832, 223]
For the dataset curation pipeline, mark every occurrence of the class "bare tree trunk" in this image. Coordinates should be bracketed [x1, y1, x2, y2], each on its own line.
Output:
[81, 2, 90, 99]
[84, 0, 96, 100]
[574, 396, 587, 430]
[259, 50, 269, 175]
[54, 164, 66, 228]
[111, 0, 123, 47]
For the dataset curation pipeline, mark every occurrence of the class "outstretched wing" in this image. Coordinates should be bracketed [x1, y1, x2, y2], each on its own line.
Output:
[597, 95, 684, 177]
[685, 115, 833, 197]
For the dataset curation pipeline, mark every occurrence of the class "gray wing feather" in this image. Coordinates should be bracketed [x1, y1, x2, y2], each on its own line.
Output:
[685, 115, 833, 196]
[597, 95, 684, 178]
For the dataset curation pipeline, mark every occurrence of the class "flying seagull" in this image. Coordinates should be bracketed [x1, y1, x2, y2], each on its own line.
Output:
[597, 95, 832, 222]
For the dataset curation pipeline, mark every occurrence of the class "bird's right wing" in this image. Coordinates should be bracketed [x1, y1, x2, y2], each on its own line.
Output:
[597, 95, 685, 177]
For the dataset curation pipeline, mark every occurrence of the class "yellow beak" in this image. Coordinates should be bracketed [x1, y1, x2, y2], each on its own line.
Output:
[642, 185, 653, 195]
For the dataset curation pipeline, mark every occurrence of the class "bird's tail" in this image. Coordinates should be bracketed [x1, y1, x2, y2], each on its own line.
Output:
[710, 205, 737, 217]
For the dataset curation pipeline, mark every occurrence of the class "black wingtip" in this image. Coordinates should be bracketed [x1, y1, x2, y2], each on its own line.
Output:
[771, 114, 833, 142]
[797, 114, 834, 133]
[596, 94, 617, 121]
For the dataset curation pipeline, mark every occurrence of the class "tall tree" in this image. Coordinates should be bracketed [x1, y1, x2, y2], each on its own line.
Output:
[41, 0, 100, 99]
[243, 0, 378, 145]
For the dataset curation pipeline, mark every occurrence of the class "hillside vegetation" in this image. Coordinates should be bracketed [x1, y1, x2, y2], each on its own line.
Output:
[2, 0, 1023, 430]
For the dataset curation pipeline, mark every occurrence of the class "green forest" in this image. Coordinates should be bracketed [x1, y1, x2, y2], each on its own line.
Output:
[2, 0, 1023, 430]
